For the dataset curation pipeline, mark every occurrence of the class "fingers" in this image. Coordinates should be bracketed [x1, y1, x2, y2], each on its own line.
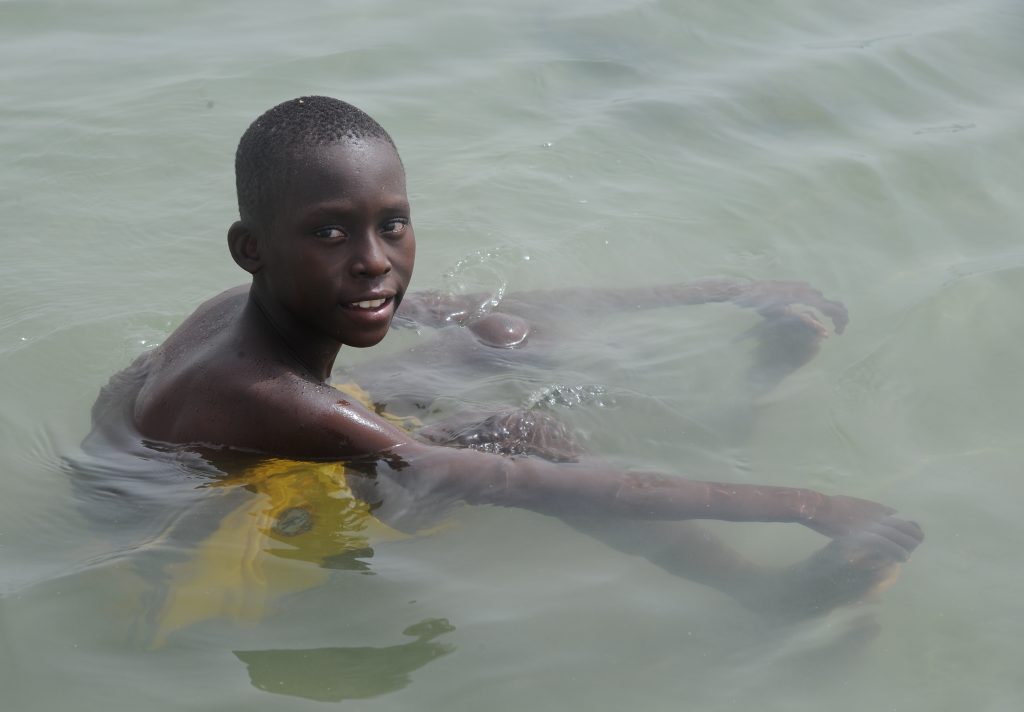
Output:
[792, 290, 847, 335]
[791, 310, 829, 338]
[816, 298, 849, 335]
[841, 530, 912, 563]
[739, 281, 850, 335]
[883, 515, 924, 546]
[853, 516, 924, 561]
[738, 308, 826, 342]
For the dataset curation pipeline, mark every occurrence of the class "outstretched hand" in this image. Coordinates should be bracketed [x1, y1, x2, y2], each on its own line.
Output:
[804, 494, 924, 561]
[732, 280, 849, 335]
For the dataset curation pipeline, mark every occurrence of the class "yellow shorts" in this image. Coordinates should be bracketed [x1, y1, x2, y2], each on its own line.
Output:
[145, 383, 419, 645]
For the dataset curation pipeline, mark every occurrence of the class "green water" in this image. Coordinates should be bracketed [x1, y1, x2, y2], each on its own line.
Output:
[2, 0, 1023, 710]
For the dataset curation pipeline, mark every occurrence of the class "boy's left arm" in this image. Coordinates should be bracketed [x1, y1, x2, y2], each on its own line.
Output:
[397, 279, 848, 334]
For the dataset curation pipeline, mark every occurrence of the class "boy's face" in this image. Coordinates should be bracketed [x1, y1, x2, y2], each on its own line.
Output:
[256, 138, 415, 349]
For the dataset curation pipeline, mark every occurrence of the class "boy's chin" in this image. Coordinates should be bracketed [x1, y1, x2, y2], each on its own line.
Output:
[342, 330, 390, 349]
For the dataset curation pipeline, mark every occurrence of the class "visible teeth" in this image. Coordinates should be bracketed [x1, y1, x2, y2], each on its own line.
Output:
[353, 298, 385, 309]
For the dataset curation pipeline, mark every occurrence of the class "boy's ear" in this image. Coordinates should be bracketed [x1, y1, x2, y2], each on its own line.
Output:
[227, 221, 263, 274]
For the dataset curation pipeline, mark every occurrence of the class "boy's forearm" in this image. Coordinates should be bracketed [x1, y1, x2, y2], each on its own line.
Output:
[506, 278, 748, 314]
[398, 279, 748, 327]
[398, 445, 817, 526]
[370, 441, 919, 554]
[496, 458, 820, 525]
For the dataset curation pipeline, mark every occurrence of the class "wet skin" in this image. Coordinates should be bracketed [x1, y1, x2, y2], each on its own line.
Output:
[135, 140, 415, 450]
[112, 137, 921, 616]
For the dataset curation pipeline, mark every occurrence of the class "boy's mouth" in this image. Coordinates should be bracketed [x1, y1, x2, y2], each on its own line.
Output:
[344, 296, 392, 311]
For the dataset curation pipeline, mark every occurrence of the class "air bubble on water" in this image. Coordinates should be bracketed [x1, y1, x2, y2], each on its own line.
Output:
[442, 246, 528, 320]
[525, 384, 616, 410]
[543, 142, 553, 148]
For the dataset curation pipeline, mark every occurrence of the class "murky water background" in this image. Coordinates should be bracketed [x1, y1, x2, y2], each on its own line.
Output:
[2, 0, 1024, 710]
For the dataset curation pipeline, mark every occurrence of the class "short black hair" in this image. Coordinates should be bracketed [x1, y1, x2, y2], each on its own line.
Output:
[235, 96, 396, 226]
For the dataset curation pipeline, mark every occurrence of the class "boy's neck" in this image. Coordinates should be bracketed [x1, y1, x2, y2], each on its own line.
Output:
[245, 287, 340, 382]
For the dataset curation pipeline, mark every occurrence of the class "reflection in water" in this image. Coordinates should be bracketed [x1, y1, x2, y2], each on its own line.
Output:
[234, 618, 456, 702]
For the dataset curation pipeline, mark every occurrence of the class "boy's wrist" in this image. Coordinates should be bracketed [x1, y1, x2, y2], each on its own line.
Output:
[794, 488, 828, 526]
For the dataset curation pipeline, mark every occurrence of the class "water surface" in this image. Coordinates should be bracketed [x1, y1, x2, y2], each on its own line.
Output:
[2, 1, 1023, 710]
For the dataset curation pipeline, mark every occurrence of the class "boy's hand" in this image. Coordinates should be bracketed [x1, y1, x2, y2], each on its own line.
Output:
[804, 494, 924, 561]
[732, 280, 849, 335]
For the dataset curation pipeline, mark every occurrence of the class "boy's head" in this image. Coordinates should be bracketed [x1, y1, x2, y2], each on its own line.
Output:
[230, 97, 414, 350]
[235, 96, 399, 228]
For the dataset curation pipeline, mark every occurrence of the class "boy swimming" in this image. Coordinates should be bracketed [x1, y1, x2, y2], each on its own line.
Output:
[88, 96, 921, 620]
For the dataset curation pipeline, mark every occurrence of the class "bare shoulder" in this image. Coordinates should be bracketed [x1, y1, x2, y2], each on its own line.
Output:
[127, 284, 417, 457]
[136, 349, 410, 458]
[132, 285, 259, 444]
[250, 377, 414, 458]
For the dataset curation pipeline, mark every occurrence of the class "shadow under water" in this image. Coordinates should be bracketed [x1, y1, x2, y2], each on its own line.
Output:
[234, 618, 456, 703]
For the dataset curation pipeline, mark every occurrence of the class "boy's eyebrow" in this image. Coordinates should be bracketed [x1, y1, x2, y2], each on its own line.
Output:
[302, 196, 411, 217]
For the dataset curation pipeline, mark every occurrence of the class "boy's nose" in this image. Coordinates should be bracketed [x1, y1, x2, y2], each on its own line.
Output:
[351, 236, 392, 277]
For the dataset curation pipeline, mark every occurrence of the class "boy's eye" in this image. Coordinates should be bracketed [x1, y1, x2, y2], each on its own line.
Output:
[313, 227, 345, 240]
[382, 219, 408, 236]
